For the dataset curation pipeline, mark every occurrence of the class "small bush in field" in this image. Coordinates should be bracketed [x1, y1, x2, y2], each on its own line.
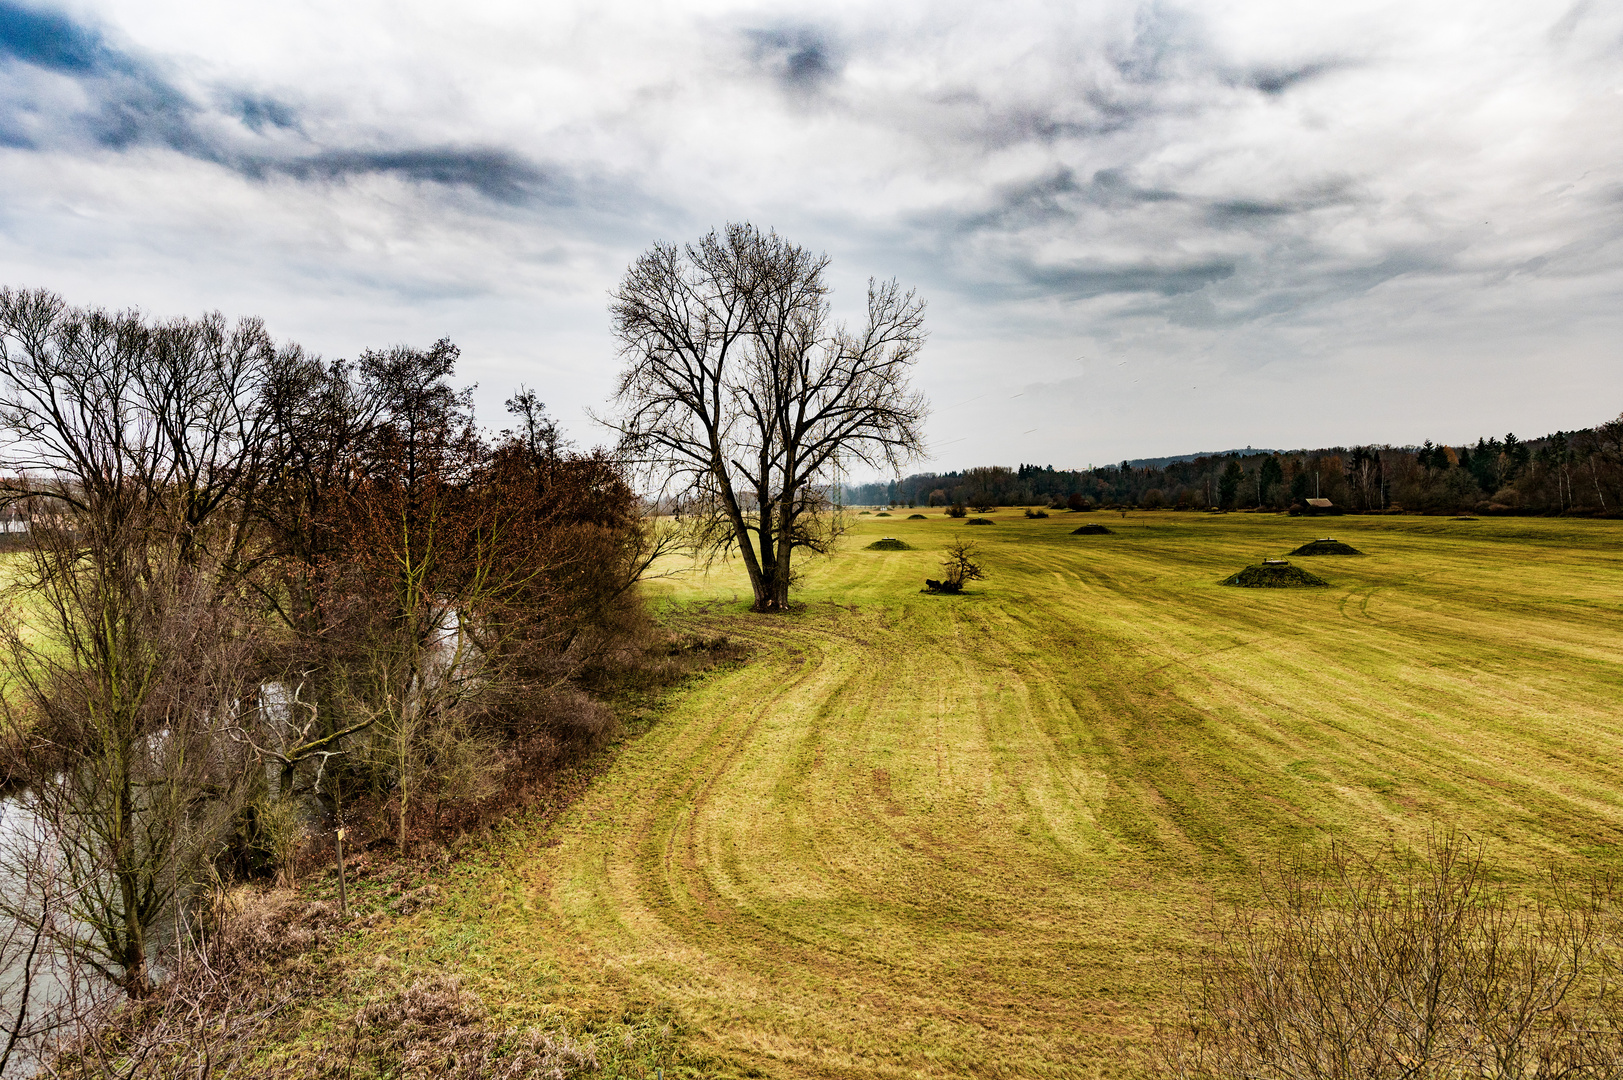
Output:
[925, 539, 987, 594]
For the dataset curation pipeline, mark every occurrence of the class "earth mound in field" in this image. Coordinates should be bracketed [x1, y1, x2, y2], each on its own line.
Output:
[966, 517, 994, 525]
[1289, 538, 1362, 555]
[865, 537, 912, 551]
[876, 512, 892, 516]
[1071, 523, 1114, 535]
[1222, 561, 1330, 588]
[907, 514, 927, 519]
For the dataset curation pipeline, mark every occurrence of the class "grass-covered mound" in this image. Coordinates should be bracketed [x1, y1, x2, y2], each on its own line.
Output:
[966, 517, 994, 525]
[1071, 523, 1114, 535]
[1222, 560, 1330, 588]
[1289, 538, 1362, 556]
[865, 537, 912, 551]
[876, 512, 892, 517]
[907, 514, 927, 519]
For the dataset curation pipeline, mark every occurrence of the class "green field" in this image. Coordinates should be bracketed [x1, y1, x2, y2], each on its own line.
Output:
[389, 510, 1623, 1078]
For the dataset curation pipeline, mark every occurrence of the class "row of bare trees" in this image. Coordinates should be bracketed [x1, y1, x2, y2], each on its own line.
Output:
[0, 287, 667, 1064]
[0, 224, 925, 1069]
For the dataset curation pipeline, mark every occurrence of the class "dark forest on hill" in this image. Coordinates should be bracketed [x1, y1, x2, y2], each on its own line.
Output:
[842, 415, 1623, 515]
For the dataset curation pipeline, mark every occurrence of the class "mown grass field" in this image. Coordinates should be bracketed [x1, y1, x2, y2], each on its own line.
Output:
[376, 510, 1623, 1078]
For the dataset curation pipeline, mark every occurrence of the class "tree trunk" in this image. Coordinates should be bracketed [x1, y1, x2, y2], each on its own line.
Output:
[398, 777, 409, 855]
[772, 482, 796, 611]
[749, 479, 780, 613]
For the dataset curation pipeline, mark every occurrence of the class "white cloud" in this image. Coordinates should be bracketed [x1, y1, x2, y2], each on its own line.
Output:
[1, 0, 1619, 466]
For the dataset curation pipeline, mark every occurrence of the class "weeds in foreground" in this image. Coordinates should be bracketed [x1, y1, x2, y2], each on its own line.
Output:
[1161, 834, 1623, 1079]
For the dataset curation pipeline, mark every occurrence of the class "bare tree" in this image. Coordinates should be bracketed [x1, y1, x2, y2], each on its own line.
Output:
[251, 348, 386, 815]
[502, 385, 560, 460]
[607, 223, 928, 612]
[0, 290, 263, 999]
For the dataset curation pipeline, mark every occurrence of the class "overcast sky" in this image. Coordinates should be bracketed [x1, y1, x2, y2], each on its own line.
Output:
[1, 0, 1619, 473]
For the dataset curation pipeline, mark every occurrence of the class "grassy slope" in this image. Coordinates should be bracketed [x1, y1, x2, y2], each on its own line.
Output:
[383, 511, 1623, 1078]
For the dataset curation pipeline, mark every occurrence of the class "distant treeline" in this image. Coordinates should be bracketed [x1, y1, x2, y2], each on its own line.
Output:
[842, 414, 1623, 515]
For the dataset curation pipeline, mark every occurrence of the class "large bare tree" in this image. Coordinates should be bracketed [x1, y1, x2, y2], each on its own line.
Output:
[0, 289, 265, 998]
[608, 223, 928, 612]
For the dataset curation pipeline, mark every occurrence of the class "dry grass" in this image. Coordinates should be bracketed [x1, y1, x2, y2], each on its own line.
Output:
[279, 511, 1623, 1078]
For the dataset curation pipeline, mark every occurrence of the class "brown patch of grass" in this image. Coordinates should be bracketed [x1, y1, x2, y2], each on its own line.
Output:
[350, 975, 599, 1079]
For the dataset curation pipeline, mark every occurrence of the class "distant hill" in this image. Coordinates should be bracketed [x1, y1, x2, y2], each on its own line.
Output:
[1124, 449, 1282, 469]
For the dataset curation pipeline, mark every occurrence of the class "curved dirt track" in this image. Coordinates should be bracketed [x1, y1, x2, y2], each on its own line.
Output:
[414, 513, 1623, 1078]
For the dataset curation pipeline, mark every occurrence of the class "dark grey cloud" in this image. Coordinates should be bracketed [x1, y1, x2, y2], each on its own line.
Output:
[0, 0, 204, 154]
[1207, 199, 1295, 219]
[1204, 183, 1357, 228]
[228, 93, 300, 135]
[951, 166, 1182, 233]
[87, 73, 202, 153]
[261, 148, 556, 205]
[965, 168, 1085, 229]
[1012, 256, 1236, 299]
[0, 2, 565, 206]
[744, 25, 842, 94]
[904, 14, 1219, 156]
[972, 93, 1158, 147]
[958, 164, 1352, 241]
[904, 152, 1405, 326]
[1247, 62, 1334, 96]
[1088, 168, 1182, 205]
[0, 0, 105, 72]
[1139, 245, 1453, 330]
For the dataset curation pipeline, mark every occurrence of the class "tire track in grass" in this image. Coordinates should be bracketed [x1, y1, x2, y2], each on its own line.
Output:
[394, 512, 1623, 1079]
[525, 600, 1175, 1076]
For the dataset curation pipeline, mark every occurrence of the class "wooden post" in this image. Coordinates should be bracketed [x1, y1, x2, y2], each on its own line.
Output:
[335, 827, 349, 916]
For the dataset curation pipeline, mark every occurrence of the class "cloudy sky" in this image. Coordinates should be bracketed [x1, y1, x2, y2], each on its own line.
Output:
[1, 0, 1619, 472]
